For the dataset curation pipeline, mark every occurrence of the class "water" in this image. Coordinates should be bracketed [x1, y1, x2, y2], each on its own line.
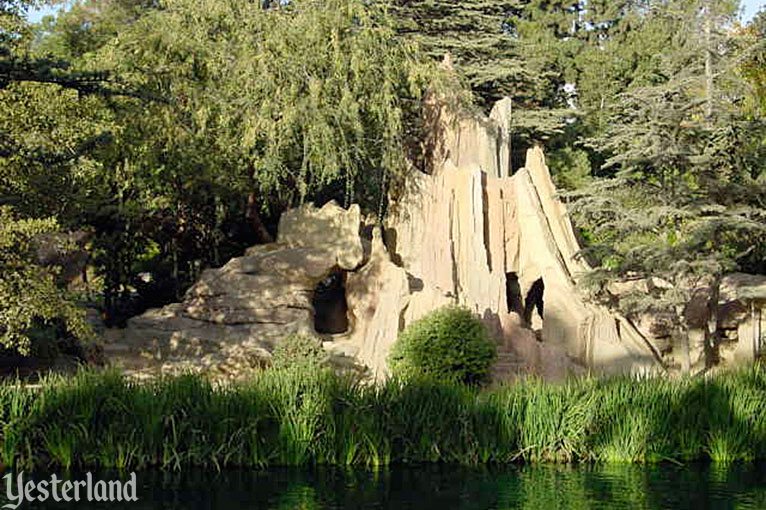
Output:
[2, 463, 766, 509]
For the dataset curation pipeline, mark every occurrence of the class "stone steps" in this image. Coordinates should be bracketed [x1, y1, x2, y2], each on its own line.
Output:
[492, 349, 527, 380]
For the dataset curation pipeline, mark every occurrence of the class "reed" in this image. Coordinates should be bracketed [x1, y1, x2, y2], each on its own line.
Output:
[2, 366, 766, 470]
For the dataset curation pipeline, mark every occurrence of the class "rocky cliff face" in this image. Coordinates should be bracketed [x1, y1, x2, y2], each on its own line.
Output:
[105, 203, 366, 378]
[371, 95, 662, 379]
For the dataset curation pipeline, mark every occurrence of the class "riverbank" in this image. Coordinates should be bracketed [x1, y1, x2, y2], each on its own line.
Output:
[1, 367, 765, 470]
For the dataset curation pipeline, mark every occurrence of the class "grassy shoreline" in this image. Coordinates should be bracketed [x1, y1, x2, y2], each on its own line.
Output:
[1, 367, 765, 471]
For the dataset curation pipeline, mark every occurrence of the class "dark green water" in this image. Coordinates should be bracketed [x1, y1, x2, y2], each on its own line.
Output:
[3, 463, 766, 509]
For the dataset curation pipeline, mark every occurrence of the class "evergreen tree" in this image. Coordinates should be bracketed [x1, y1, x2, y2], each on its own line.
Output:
[568, 0, 766, 370]
[740, 8, 766, 115]
[390, 0, 529, 110]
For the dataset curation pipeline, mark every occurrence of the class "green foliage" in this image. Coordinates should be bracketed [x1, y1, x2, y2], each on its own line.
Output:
[389, 0, 529, 110]
[4, 0, 766, 370]
[388, 0, 576, 142]
[0, 206, 90, 353]
[4, 366, 766, 469]
[741, 9, 766, 116]
[271, 334, 327, 371]
[100, 0, 434, 209]
[567, 0, 766, 324]
[548, 146, 592, 190]
[3, 0, 443, 326]
[388, 306, 496, 385]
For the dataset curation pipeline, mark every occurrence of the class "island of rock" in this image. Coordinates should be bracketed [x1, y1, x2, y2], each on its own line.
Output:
[105, 94, 765, 380]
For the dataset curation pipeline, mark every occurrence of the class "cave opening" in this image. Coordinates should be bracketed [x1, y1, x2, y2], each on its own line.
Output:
[505, 272, 524, 316]
[312, 268, 349, 335]
[523, 277, 545, 325]
[511, 137, 530, 175]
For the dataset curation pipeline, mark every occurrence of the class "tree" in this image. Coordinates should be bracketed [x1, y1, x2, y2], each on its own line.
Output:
[568, 0, 766, 372]
[0, 206, 90, 353]
[389, 0, 582, 145]
[10, 0, 441, 325]
[389, 0, 530, 110]
[96, 0, 435, 210]
[740, 8, 766, 115]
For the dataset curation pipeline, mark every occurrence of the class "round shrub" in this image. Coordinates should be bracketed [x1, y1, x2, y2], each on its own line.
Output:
[388, 306, 497, 384]
[271, 334, 327, 370]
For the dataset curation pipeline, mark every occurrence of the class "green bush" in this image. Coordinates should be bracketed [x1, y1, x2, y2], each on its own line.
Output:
[388, 306, 497, 384]
[271, 334, 327, 370]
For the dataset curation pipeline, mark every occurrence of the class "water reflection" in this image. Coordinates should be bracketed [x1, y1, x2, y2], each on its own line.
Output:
[2, 463, 765, 509]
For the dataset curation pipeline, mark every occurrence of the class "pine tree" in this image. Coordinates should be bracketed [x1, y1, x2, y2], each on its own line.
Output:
[568, 0, 766, 371]
[389, 0, 531, 110]
[740, 8, 766, 115]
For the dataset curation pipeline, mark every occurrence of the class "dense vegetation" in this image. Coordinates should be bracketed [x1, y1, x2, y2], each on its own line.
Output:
[1, 0, 765, 364]
[2, 367, 766, 470]
[1, 0, 440, 352]
[388, 306, 497, 384]
[271, 334, 327, 371]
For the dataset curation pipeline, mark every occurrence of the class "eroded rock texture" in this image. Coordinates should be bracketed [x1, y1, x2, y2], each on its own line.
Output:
[108, 95, 669, 380]
[717, 273, 766, 367]
[106, 202, 365, 378]
[380, 96, 661, 379]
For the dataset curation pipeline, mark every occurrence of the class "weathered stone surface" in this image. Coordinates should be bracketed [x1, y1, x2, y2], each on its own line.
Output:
[385, 98, 662, 376]
[345, 229, 410, 379]
[108, 202, 360, 379]
[106, 95, 671, 381]
[718, 273, 766, 366]
[421, 93, 512, 179]
[721, 273, 766, 302]
[635, 313, 675, 341]
[278, 201, 364, 270]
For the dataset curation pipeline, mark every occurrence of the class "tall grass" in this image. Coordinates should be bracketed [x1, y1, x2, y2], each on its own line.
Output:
[1, 366, 766, 470]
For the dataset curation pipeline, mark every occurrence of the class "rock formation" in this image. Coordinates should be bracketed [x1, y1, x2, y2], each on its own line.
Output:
[716, 273, 766, 365]
[105, 202, 365, 378]
[376, 94, 662, 378]
[107, 91, 674, 380]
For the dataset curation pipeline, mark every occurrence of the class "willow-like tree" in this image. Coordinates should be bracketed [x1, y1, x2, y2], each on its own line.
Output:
[2, 0, 440, 346]
[99, 0, 435, 211]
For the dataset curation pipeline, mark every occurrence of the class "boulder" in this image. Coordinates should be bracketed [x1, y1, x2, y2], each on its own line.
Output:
[345, 229, 410, 379]
[721, 273, 766, 302]
[717, 273, 766, 366]
[108, 202, 361, 379]
[278, 201, 363, 270]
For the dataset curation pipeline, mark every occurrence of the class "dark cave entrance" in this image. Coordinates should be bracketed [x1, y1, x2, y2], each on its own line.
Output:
[312, 268, 349, 334]
[523, 277, 545, 325]
[511, 138, 530, 175]
[505, 272, 524, 316]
